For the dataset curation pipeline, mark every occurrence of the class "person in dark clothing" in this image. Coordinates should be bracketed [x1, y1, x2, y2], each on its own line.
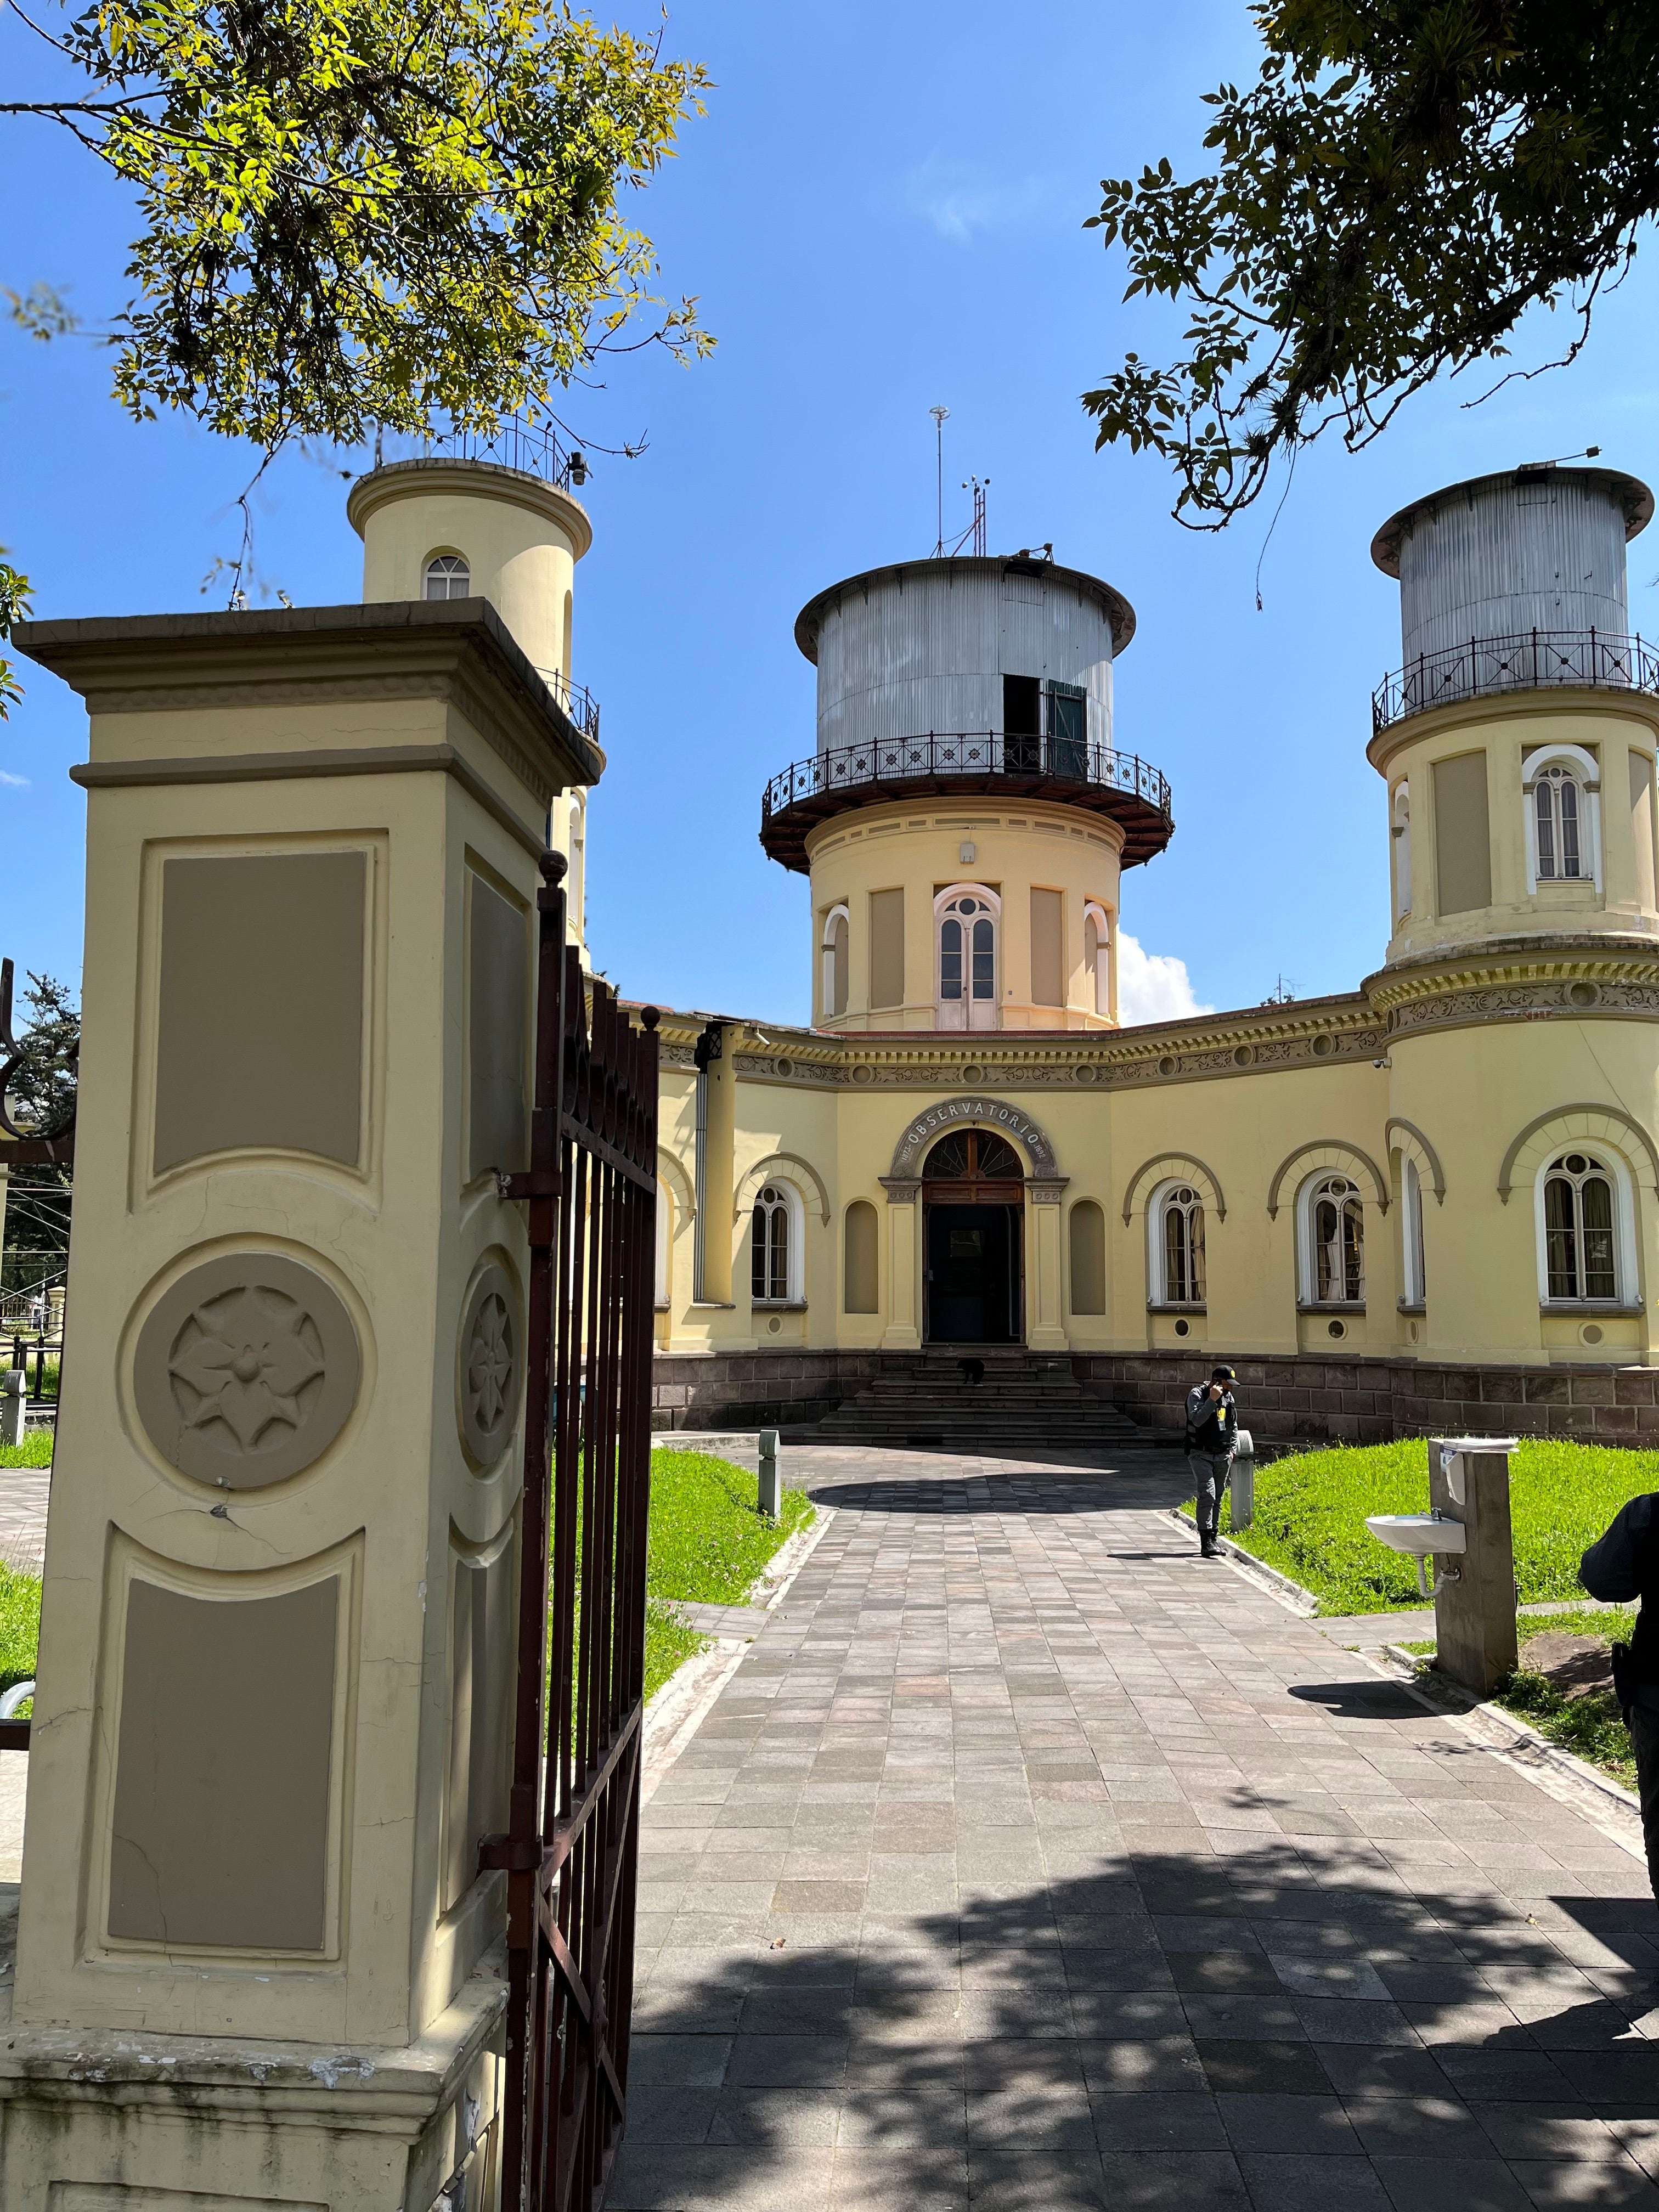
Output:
[1187, 1365, 1239, 1560]
[1581, 1494, 1659, 1898]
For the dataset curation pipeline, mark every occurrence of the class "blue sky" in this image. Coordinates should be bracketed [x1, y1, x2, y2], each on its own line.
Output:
[2, 0, 1656, 1027]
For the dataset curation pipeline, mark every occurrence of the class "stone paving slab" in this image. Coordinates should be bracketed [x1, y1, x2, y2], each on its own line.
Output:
[614, 1443, 1659, 2212]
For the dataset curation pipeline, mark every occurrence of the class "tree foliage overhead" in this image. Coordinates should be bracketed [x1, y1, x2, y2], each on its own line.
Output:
[1082, 0, 1659, 526]
[7, 0, 709, 449]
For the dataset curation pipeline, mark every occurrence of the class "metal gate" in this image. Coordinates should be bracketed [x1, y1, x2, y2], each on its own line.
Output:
[483, 852, 659, 2211]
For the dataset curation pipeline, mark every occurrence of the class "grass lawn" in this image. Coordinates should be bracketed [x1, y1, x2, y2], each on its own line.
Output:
[1209, 1439, 1659, 1615]
[0, 1430, 52, 1470]
[642, 1448, 814, 1700]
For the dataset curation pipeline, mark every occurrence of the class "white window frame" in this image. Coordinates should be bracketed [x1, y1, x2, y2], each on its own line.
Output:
[1391, 782, 1412, 923]
[1522, 742, 1601, 893]
[1533, 1146, 1638, 1308]
[821, 902, 850, 1020]
[424, 551, 471, 600]
[1296, 1170, 1367, 1307]
[1084, 901, 1112, 1018]
[934, 883, 1001, 1032]
[750, 1178, 805, 1306]
[1400, 1155, 1426, 1308]
[1147, 1177, 1207, 1309]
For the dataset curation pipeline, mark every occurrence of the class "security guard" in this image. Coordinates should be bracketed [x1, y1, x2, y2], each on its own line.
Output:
[1186, 1364, 1239, 1560]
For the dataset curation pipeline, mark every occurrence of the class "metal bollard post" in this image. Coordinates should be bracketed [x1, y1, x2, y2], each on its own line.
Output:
[0, 1370, 24, 1449]
[1229, 1431, 1256, 1532]
[758, 1428, 781, 1521]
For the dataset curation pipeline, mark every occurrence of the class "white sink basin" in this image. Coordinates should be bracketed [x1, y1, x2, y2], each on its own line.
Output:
[1365, 1513, 1467, 1556]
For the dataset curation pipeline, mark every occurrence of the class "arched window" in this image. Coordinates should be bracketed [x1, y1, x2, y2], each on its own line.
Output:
[567, 793, 586, 940]
[751, 1182, 803, 1304]
[821, 904, 850, 1020]
[935, 885, 999, 1031]
[1392, 785, 1412, 922]
[1400, 1155, 1426, 1307]
[1541, 1153, 1620, 1302]
[844, 1199, 879, 1314]
[425, 553, 471, 600]
[1069, 1200, 1106, 1316]
[1149, 1181, 1206, 1307]
[1084, 902, 1111, 1018]
[1299, 1173, 1364, 1306]
[1523, 744, 1600, 891]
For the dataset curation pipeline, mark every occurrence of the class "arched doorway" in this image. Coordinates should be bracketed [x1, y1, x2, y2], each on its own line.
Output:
[922, 1129, 1024, 1342]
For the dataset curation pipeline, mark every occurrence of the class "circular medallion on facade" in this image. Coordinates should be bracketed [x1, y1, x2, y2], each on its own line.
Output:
[1567, 980, 1599, 1009]
[458, 1263, 521, 1470]
[133, 1253, 361, 1488]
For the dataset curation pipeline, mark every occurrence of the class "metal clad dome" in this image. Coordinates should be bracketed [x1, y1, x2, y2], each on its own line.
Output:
[1371, 466, 1652, 667]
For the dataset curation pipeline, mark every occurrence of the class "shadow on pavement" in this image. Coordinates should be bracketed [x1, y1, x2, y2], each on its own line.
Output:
[613, 1843, 1659, 2211]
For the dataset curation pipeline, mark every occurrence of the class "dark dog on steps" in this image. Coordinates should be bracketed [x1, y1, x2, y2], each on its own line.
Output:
[958, 1357, 985, 1386]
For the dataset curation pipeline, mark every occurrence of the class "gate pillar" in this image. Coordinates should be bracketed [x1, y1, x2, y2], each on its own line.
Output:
[879, 1177, 922, 1348]
[2, 511, 599, 2204]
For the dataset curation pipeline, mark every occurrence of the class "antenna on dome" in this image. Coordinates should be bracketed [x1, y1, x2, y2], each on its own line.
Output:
[929, 406, 949, 557]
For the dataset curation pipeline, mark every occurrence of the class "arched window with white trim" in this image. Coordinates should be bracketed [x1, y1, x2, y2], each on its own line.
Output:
[1523, 743, 1601, 891]
[1298, 1172, 1364, 1306]
[751, 1181, 804, 1304]
[935, 885, 999, 1031]
[656, 1180, 672, 1307]
[1538, 1150, 1630, 1304]
[821, 904, 850, 1019]
[1149, 1180, 1206, 1307]
[425, 552, 471, 600]
[1391, 783, 1412, 922]
[1400, 1155, 1426, 1307]
[1084, 902, 1111, 1018]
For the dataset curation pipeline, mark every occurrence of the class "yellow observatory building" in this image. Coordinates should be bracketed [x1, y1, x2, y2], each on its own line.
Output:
[642, 461, 1659, 1449]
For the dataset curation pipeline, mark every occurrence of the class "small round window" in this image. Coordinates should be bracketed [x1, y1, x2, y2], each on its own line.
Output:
[425, 554, 471, 601]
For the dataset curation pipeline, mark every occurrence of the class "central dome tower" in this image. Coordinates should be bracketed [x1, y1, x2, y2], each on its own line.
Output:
[759, 552, 1173, 1032]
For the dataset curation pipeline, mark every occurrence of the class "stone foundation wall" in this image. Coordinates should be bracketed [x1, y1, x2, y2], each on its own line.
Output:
[1079, 1352, 1659, 1449]
[653, 1345, 1659, 1447]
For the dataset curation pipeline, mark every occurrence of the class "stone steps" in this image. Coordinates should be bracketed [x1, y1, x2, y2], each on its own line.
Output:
[812, 1352, 1145, 1449]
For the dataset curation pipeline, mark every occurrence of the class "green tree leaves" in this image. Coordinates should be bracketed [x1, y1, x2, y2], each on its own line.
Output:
[1082, 0, 1659, 525]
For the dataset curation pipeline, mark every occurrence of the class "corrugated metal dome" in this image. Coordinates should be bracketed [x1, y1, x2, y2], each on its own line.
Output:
[1371, 464, 1653, 669]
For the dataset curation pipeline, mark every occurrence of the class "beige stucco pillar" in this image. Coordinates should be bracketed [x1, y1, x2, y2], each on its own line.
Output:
[880, 1177, 921, 1348]
[1026, 1181, 1069, 1351]
[2, 592, 599, 2205]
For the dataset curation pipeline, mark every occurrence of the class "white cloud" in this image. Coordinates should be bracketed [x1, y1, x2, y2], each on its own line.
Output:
[900, 155, 1053, 244]
[0, 771, 29, 788]
[1115, 932, 1212, 1025]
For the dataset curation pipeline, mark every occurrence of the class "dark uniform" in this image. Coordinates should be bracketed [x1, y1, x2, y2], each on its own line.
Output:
[1579, 1493, 1659, 1898]
[1186, 1369, 1238, 1559]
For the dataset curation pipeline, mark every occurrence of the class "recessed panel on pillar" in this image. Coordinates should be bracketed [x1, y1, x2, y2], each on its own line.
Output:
[153, 850, 367, 1174]
[108, 1575, 338, 1951]
[468, 870, 529, 1183]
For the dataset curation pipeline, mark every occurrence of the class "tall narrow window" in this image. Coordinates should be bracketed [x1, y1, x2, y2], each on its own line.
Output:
[935, 887, 999, 1031]
[1392, 785, 1412, 922]
[1543, 1153, 1618, 1300]
[752, 1184, 791, 1302]
[821, 905, 849, 1019]
[425, 553, 471, 600]
[1158, 1186, 1206, 1305]
[1307, 1176, 1364, 1304]
[1401, 1156, 1426, 1306]
[1535, 765, 1584, 880]
[1084, 904, 1111, 1017]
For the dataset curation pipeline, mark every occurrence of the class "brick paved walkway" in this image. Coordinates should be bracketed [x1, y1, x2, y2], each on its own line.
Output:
[616, 1445, 1659, 2211]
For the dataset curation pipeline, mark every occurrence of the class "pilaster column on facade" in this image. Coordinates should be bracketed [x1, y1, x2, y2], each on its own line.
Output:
[1026, 1178, 1069, 1350]
[879, 1176, 921, 1348]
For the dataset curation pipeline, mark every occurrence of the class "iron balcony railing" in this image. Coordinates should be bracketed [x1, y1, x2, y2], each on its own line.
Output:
[761, 732, 1173, 821]
[539, 667, 601, 744]
[1373, 629, 1659, 735]
[373, 413, 588, 494]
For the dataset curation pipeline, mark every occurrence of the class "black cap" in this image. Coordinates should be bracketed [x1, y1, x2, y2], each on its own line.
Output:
[1211, 1365, 1236, 1382]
